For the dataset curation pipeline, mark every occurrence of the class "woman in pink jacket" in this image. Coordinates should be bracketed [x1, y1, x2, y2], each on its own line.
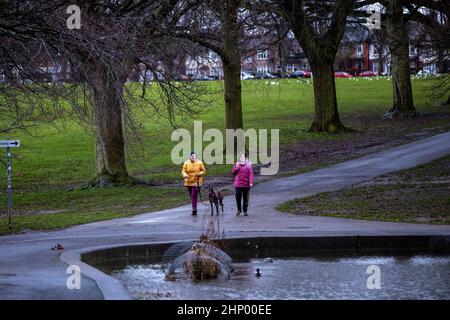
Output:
[232, 153, 254, 216]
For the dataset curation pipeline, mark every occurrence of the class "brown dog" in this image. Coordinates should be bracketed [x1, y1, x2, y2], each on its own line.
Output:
[208, 187, 224, 215]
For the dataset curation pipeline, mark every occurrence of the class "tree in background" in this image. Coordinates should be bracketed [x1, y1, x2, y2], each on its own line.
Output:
[0, 0, 208, 186]
[406, 0, 450, 105]
[384, 0, 416, 118]
[271, 0, 355, 132]
[176, 0, 286, 130]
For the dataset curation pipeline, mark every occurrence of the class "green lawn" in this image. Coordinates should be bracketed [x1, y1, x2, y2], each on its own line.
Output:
[277, 155, 450, 224]
[0, 77, 447, 234]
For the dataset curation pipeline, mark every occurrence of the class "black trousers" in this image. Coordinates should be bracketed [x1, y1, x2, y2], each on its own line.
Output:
[235, 187, 250, 212]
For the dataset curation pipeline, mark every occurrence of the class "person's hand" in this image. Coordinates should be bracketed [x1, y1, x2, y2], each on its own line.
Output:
[250, 183, 253, 187]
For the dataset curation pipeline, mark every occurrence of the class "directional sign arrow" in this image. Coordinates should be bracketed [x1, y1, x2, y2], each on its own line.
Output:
[0, 140, 20, 148]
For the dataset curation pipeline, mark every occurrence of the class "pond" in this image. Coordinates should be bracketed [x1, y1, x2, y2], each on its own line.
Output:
[110, 254, 450, 300]
[81, 236, 450, 300]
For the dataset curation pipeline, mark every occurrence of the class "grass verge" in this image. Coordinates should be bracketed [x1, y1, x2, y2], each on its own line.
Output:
[277, 155, 450, 224]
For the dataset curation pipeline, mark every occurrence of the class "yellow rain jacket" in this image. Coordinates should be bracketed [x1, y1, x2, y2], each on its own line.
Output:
[182, 160, 206, 187]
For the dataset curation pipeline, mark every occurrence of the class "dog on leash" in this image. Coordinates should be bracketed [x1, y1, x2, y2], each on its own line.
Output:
[208, 187, 224, 216]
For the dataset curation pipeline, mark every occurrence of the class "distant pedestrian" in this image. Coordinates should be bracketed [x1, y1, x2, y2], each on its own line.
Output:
[182, 152, 206, 216]
[232, 153, 254, 216]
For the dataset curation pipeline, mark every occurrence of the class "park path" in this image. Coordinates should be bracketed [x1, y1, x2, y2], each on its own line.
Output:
[1, 131, 450, 299]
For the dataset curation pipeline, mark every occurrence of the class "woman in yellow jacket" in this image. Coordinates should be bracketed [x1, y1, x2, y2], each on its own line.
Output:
[182, 151, 206, 216]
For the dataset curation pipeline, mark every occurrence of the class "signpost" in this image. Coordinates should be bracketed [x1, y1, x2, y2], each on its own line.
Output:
[0, 140, 20, 229]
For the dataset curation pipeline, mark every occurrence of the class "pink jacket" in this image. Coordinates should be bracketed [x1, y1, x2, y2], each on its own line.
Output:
[232, 161, 254, 188]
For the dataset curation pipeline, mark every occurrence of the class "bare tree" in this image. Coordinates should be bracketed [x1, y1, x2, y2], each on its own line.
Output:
[0, 0, 209, 186]
[384, 0, 416, 118]
[368, 29, 389, 76]
[59, 1, 209, 186]
[269, 0, 355, 132]
[175, 0, 286, 130]
[174, 0, 246, 130]
[405, 0, 450, 105]
[380, 0, 449, 117]
[0, 0, 69, 133]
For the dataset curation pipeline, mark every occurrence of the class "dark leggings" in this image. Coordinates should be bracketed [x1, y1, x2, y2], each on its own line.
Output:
[235, 187, 250, 213]
[186, 186, 199, 210]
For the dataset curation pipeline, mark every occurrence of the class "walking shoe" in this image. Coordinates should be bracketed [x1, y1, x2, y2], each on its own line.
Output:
[236, 210, 241, 216]
[192, 209, 197, 216]
[244, 212, 248, 216]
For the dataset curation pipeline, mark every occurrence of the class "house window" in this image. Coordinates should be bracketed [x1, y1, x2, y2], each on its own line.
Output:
[287, 64, 296, 73]
[257, 50, 268, 60]
[357, 44, 363, 54]
[257, 66, 269, 74]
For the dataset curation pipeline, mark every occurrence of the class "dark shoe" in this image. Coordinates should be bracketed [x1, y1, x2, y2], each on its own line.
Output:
[236, 210, 241, 216]
[192, 209, 197, 216]
[244, 212, 248, 216]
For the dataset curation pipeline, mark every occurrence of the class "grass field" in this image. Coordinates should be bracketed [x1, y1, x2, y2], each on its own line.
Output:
[277, 155, 450, 224]
[0, 76, 448, 234]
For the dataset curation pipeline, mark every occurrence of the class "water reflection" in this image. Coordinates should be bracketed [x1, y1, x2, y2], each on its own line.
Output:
[111, 255, 450, 300]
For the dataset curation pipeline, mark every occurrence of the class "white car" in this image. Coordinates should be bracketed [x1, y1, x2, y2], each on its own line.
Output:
[416, 70, 432, 77]
[241, 72, 255, 80]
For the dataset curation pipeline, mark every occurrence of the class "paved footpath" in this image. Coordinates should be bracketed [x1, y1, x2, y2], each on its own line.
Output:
[1, 131, 450, 299]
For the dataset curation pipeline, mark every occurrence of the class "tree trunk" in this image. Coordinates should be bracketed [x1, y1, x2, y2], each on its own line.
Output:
[308, 59, 347, 132]
[223, 59, 243, 130]
[286, 0, 353, 133]
[385, 0, 416, 118]
[87, 61, 132, 186]
[221, 1, 243, 130]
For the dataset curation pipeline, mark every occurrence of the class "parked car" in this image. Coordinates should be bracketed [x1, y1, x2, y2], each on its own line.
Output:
[302, 70, 312, 78]
[416, 70, 432, 77]
[288, 70, 312, 78]
[192, 74, 210, 81]
[272, 72, 284, 78]
[256, 72, 277, 79]
[241, 72, 255, 80]
[290, 70, 305, 78]
[174, 74, 190, 81]
[357, 71, 377, 77]
[334, 71, 353, 78]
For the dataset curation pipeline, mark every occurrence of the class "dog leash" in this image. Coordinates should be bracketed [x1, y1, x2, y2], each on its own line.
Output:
[196, 175, 209, 207]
